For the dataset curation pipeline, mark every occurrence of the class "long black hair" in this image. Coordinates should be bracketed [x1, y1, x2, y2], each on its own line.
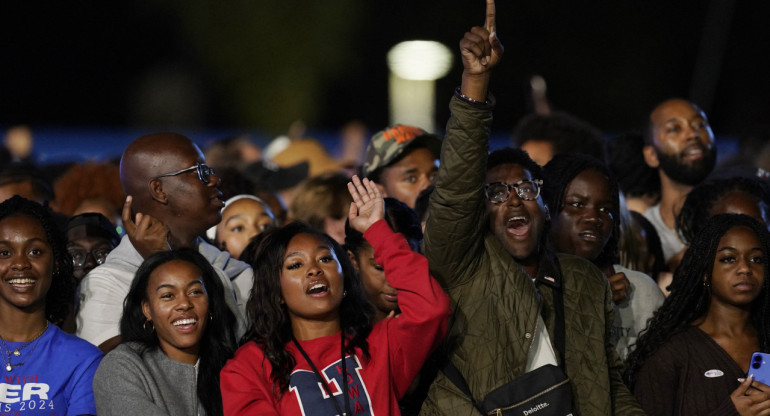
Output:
[121, 248, 237, 416]
[542, 153, 621, 268]
[625, 214, 770, 388]
[241, 221, 374, 395]
[0, 195, 73, 326]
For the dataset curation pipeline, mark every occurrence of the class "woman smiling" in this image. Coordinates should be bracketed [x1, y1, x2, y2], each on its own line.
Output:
[93, 249, 237, 416]
[0, 196, 102, 416]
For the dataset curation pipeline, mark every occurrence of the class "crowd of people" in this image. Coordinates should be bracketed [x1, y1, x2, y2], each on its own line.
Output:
[1, 1, 770, 415]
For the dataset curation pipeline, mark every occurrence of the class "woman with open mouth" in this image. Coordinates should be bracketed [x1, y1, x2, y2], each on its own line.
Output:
[221, 176, 450, 415]
[93, 248, 238, 416]
[0, 196, 103, 415]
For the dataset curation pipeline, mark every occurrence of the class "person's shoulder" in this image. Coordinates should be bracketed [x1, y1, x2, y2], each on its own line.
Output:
[231, 341, 265, 360]
[224, 341, 269, 373]
[615, 265, 663, 296]
[556, 252, 605, 284]
[50, 325, 103, 357]
[196, 237, 251, 275]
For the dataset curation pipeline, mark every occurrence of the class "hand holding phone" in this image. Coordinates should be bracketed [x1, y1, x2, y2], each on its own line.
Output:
[748, 352, 770, 386]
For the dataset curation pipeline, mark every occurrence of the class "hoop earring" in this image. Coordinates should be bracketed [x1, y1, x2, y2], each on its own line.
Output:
[143, 320, 155, 332]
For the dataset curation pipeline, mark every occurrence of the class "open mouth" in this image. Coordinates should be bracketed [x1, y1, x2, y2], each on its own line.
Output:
[306, 282, 329, 296]
[506, 215, 531, 236]
[681, 145, 705, 161]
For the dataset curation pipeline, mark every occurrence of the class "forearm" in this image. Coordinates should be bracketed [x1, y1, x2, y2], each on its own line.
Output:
[424, 95, 494, 287]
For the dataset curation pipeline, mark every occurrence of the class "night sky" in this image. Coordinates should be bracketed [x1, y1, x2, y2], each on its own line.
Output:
[3, 0, 769, 157]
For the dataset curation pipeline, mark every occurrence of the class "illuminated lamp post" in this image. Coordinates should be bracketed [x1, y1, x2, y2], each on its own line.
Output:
[386, 41, 453, 133]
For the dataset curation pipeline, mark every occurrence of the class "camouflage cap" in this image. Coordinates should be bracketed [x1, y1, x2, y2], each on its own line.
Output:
[362, 125, 442, 178]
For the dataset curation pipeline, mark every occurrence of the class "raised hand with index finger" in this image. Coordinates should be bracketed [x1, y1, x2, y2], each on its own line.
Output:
[459, 0, 504, 102]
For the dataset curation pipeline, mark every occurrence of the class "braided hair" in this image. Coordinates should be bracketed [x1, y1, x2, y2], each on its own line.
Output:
[542, 153, 621, 268]
[0, 195, 73, 326]
[677, 176, 770, 245]
[624, 214, 770, 389]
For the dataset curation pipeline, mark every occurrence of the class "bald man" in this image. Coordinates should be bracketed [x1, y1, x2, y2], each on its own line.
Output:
[76, 133, 252, 352]
[642, 98, 716, 269]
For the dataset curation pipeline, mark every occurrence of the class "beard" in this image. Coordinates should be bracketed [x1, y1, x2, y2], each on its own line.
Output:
[656, 144, 717, 186]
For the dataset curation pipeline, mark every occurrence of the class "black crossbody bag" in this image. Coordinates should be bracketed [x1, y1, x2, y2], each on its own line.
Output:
[442, 283, 577, 416]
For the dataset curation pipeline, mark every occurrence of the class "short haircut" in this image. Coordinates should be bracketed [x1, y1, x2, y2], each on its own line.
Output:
[511, 111, 604, 161]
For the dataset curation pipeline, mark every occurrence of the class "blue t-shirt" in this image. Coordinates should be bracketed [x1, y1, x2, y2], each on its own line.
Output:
[0, 324, 103, 416]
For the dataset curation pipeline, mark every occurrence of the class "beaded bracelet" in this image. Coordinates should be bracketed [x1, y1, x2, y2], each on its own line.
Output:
[454, 87, 489, 105]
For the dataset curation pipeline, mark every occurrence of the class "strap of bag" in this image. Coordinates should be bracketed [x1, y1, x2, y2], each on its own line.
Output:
[441, 359, 487, 414]
[441, 267, 568, 415]
[552, 270, 566, 364]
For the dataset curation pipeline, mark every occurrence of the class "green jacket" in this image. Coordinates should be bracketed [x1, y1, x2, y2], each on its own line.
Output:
[419, 96, 645, 416]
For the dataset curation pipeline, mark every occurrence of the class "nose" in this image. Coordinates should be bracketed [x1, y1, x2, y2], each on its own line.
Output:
[306, 263, 324, 277]
[11, 252, 31, 270]
[684, 122, 702, 141]
[505, 188, 524, 207]
[176, 295, 193, 310]
[208, 171, 222, 187]
[583, 206, 604, 225]
[82, 252, 97, 269]
[417, 175, 432, 193]
[737, 257, 755, 276]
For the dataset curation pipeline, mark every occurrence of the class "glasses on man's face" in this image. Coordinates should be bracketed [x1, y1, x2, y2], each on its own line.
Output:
[68, 247, 112, 268]
[154, 162, 215, 184]
[484, 179, 543, 203]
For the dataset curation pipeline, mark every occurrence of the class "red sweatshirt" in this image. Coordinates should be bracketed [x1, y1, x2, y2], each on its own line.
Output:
[221, 220, 451, 415]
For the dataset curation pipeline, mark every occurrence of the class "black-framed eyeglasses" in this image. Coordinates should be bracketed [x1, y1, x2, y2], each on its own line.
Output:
[484, 179, 543, 203]
[68, 247, 112, 268]
[154, 162, 215, 184]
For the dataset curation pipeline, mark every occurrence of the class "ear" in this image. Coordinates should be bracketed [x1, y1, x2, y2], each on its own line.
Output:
[643, 145, 660, 169]
[347, 249, 360, 270]
[375, 183, 387, 197]
[141, 300, 152, 322]
[148, 179, 169, 204]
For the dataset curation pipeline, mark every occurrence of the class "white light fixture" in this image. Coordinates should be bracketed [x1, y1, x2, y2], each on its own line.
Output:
[387, 41, 453, 81]
[386, 41, 453, 131]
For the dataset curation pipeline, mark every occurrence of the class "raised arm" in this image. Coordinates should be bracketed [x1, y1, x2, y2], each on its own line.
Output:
[424, 0, 504, 288]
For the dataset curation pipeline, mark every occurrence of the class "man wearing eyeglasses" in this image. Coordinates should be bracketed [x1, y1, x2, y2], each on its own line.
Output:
[419, 2, 642, 414]
[76, 132, 251, 353]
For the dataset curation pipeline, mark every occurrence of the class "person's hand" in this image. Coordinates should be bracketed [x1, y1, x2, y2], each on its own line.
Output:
[459, 0, 504, 102]
[122, 195, 171, 259]
[608, 271, 630, 304]
[460, 0, 504, 75]
[731, 375, 770, 415]
[347, 175, 384, 234]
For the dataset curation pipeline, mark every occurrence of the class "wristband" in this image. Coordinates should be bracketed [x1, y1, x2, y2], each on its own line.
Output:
[454, 87, 489, 105]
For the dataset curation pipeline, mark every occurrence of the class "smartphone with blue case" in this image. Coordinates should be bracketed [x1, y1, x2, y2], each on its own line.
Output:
[748, 352, 770, 385]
